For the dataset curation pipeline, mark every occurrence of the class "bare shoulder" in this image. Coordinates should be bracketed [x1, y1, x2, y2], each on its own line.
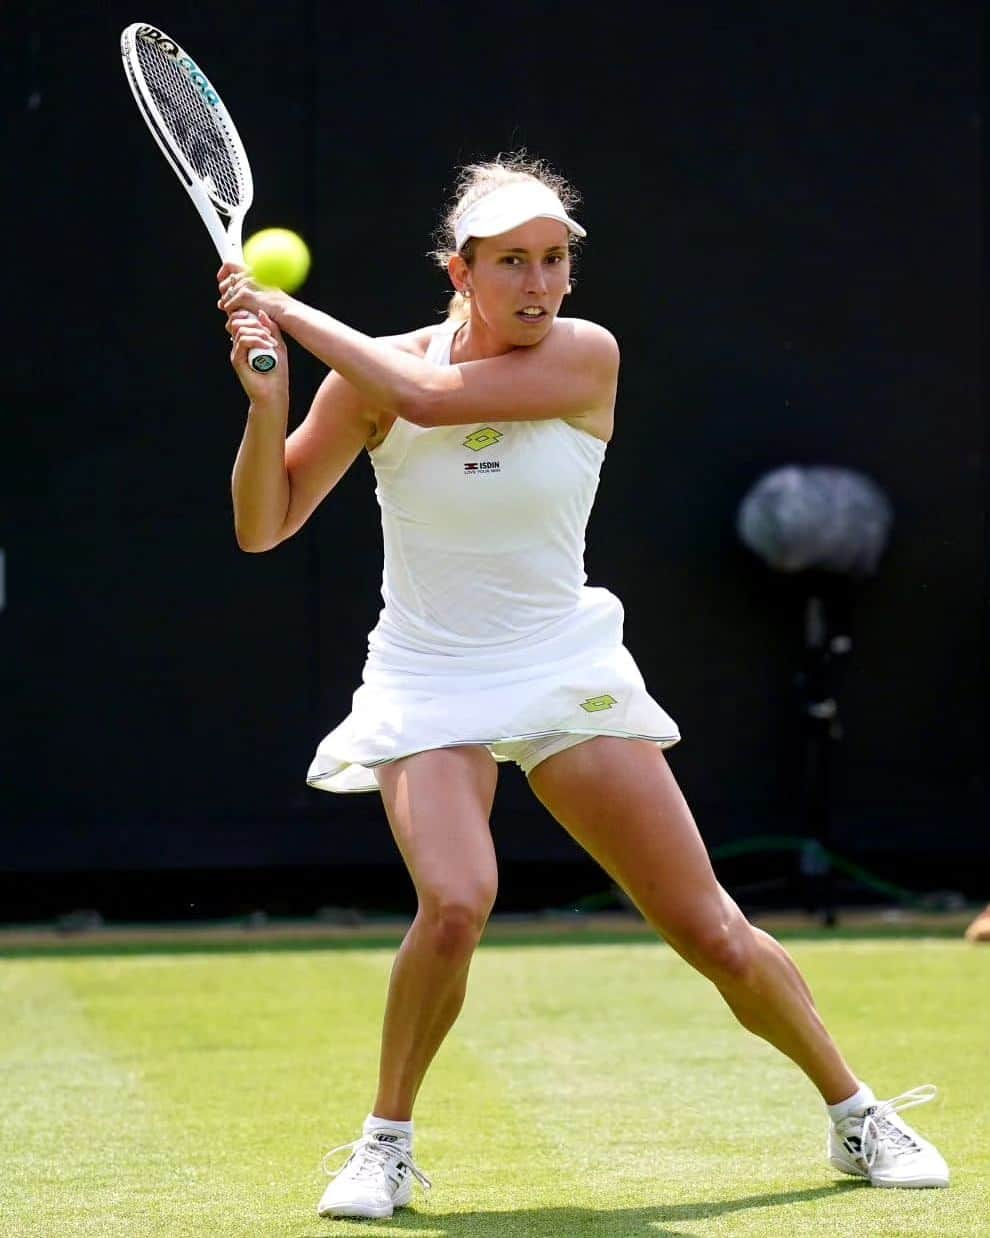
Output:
[548, 317, 620, 368]
[555, 316, 619, 347]
[547, 320, 619, 444]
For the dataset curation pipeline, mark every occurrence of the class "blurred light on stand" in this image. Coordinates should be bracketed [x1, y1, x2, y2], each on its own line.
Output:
[737, 465, 892, 577]
[736, 466, 894, 924]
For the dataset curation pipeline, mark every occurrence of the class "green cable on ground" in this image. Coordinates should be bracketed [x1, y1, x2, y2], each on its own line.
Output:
[709, 835, 920, 905]
[567, 835, 921, 913]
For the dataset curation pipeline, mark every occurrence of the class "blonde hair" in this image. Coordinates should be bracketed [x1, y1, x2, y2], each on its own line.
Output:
[430, 152, 583, 322]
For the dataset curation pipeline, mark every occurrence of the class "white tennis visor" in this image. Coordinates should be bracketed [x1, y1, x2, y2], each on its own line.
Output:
[454, 181, 586, 251]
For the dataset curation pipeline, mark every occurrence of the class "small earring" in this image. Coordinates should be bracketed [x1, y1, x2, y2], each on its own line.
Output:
[462, 288, 472, 299]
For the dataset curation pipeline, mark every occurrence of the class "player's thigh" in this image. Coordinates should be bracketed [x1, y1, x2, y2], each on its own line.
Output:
[528, 738, 733, 937]
[376, 745, 499, 908]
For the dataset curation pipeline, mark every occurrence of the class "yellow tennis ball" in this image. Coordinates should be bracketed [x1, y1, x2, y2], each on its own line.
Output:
[243, 227, 311, 293]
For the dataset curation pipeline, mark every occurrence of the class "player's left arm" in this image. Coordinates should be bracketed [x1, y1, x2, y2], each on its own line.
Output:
[409, 319, 618, 428]
[218, 269, 617, 426]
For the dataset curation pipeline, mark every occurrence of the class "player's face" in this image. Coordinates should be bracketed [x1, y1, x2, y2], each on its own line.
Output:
[466, 219, 572, 346]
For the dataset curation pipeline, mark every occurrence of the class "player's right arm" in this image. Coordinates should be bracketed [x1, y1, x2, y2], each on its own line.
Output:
[229, 313, 427, 552]
[232, 373, 372, 553]
[228, 308, 369, 552]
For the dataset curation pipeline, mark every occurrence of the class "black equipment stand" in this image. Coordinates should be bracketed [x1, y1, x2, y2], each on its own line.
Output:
[795, 574, 853, 927]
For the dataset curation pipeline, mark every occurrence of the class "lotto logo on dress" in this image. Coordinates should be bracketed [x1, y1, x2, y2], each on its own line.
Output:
[462, 427, 503, 451]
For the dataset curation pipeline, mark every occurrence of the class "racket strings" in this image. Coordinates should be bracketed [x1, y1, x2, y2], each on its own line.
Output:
[133, 38, 248, 211]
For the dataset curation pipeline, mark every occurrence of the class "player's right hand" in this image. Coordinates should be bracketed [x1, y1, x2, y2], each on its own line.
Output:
[227, 309, 289, 405]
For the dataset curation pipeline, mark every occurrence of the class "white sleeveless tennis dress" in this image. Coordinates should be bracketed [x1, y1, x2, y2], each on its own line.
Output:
[306, 320, 680, 793]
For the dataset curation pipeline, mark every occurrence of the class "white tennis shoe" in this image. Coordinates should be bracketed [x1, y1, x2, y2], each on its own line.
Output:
[317, 1128, 432, 1219]
[828, 1084, 949, 1188]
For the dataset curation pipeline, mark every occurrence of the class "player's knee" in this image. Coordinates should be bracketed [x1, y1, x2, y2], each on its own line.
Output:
[679, 917, 756, 983]
[420, 883, 496, 960]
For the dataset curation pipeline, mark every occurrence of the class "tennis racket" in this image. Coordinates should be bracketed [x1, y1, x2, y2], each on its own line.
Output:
[120, 22, 277, 373]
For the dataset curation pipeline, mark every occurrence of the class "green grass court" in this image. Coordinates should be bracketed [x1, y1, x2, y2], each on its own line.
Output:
[2, 922, 987, 1236]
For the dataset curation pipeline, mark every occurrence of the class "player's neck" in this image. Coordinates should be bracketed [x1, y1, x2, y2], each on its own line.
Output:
[450, 317, 517, 363]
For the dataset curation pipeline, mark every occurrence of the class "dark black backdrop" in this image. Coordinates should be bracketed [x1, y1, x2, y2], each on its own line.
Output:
[0, 2, 983, 919]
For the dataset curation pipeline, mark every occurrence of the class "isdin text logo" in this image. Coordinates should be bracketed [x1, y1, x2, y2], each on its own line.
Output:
[462, 427, 503, 452]
[580, 695, 618, 713]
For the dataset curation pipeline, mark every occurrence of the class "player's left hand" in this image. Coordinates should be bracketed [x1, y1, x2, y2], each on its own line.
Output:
[217, 261, 289, 322]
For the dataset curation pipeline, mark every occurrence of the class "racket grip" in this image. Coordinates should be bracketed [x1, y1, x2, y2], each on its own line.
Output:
[248, 346, 278, 373]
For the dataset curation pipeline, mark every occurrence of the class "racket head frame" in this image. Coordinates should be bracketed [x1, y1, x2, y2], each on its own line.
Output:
[120, 23, 276, 373]
[120, 22, 255, 262]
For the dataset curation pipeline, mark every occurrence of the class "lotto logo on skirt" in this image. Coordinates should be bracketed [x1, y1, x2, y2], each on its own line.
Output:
[580, 694, 618, 712]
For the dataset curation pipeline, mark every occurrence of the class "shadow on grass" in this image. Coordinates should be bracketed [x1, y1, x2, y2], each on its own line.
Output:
[298, 1182, 862, 1236]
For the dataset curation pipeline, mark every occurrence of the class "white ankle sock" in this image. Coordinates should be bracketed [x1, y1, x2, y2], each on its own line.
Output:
[827, 1083, 876, 1123]
[364, 1113, 414, 1141]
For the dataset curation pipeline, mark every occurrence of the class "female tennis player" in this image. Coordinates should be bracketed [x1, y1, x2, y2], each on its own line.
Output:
[218, 155, 948, 1219]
